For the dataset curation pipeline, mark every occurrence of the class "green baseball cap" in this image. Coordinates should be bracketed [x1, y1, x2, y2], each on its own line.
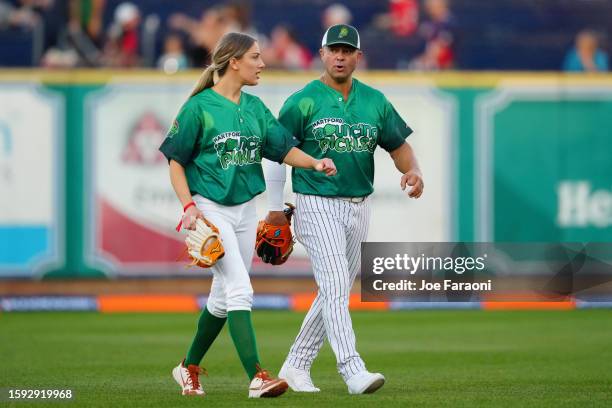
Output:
[321, 24, 360, 49]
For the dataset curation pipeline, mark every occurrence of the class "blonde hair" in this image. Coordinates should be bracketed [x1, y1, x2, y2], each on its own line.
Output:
[190, 32, 257, 97]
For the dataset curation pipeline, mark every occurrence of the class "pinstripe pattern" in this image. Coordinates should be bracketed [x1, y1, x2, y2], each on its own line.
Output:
[287, 193, 370, 381]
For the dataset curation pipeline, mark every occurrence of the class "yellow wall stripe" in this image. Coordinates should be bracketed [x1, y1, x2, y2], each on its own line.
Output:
[1, 69, 612, 88]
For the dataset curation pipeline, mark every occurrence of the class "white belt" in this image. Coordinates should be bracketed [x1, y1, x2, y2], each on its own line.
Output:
[336, 196, 368, 203]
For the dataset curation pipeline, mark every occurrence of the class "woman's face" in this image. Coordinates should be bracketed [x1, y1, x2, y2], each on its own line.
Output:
[232, 42, 266, 86]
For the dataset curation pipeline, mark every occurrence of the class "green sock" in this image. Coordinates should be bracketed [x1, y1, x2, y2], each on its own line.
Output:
[184, 307, 227, 366]
[227, 310, 261, 379]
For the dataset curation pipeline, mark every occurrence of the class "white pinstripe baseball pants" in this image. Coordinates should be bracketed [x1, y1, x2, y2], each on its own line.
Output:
[286, 193, 371, 381]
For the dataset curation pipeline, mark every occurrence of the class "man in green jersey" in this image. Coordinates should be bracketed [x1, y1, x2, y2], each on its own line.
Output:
[264, 24, 424, 394]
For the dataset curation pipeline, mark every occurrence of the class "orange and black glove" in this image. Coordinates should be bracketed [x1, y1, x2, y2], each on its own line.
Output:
[255, 203, 295, 265]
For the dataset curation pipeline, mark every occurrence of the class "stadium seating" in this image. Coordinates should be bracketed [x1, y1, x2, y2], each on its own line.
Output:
[1, 0, 610, 69]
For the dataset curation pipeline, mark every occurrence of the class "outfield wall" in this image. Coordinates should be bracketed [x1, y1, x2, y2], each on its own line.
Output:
[0, 293, 598, 312]
[0, 71, 611, 279]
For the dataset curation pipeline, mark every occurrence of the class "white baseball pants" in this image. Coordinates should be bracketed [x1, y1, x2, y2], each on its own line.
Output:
[286, 193, 371, 381]
[192, 194, 257, 318]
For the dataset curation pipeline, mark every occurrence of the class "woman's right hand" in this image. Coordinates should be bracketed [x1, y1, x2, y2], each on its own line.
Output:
[182, 205, 205, 230]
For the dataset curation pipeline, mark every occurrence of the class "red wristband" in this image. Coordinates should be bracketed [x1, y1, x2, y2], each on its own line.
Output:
[176, 202, 196, 232]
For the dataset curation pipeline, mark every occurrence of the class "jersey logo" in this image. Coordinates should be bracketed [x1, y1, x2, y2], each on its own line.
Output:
[312, 118, 378, 154]
[167, 119, 179, 138]
[213, 132, 262, 170]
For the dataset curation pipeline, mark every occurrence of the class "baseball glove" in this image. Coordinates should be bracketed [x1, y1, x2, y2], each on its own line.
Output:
[255, 203, 296, 265]
[185, 218, 225, 268]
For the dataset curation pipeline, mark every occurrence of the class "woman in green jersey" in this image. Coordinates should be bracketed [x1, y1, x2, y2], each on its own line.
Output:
[159, 32, 336, 399]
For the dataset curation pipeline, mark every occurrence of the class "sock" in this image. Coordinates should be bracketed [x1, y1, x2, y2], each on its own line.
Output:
[184, 307, 227, 366]
[227, 310, 261, 379]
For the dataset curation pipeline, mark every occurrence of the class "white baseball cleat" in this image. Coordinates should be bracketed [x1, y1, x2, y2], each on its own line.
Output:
[278, 361, 320, 392]
[248, 365, 288, 398]
[172, 360, 206, 396]
[346, 371, 385, 395]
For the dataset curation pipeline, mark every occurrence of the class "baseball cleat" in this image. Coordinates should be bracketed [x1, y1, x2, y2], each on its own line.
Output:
[278, 361, 320, 392]
[346, 371, 385, 395]
[172, 359, 206, 396]
[248, 365, 288, 398]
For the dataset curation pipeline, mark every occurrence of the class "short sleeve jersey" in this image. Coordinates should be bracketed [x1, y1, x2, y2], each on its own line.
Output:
[159, 88, 299, 206]
[278, 79, 412, 197]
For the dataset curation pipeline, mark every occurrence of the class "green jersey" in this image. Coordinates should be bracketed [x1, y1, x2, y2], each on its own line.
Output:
[159, 88, 298, 206]
[279, 78, 412, 197]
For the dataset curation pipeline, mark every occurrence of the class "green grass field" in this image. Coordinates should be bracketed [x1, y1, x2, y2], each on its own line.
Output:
[1, 310, 611, 407]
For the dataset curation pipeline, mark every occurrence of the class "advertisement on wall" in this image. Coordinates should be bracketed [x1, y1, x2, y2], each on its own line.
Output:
[476, 85, 612, 242]
[86, 85, 189, 276]
[86, 80, 454, 276]
[0, 85, 63, 277]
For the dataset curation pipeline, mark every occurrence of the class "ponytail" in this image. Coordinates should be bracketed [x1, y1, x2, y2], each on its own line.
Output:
[190, 64, 218, 97]
[188, 32, 257, 98]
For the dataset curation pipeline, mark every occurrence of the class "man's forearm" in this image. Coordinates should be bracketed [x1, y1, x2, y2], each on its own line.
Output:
[264, 159, 287, 211]
[390, 142, 421, 174]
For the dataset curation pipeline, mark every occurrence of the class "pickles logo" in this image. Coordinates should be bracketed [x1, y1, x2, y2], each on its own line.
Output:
[213, 132, 262, 170]
[339, 27, 349, 38]
[168, 119, 179, 137]
[312, 118, 377, 154]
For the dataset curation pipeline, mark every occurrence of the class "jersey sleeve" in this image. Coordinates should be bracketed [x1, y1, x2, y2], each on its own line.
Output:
[278, 96, 307, 141]
[378, 97, 413, 152]
[262, 107, 300, 164]
[158, 103, 202, 167]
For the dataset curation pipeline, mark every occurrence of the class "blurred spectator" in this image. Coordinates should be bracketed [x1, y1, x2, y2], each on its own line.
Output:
[168, 5, 234, 67]
[103, 2, 141, 67]
[223, 0, 261, 39]
[322, 3, 352, 29]
[44, 0, 106, 67]
[0, 0, 40, 30]
[221, 0, 267, 51]
[69, 0, 104, 46]
[262, 24, 311, 70]
[157, 32, 187, 74]
[1, 0, 74, 67]
[409, 0, 455, 70]
[1, 0, 49, 65]
[373, 0, 419, 37]
[37, 0, 66, 51]
[563, 30, 609, 72]
[40, 47, 79, 67]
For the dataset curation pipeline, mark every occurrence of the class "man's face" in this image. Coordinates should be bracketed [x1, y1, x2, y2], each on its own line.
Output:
[320, 44, 362, 83]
